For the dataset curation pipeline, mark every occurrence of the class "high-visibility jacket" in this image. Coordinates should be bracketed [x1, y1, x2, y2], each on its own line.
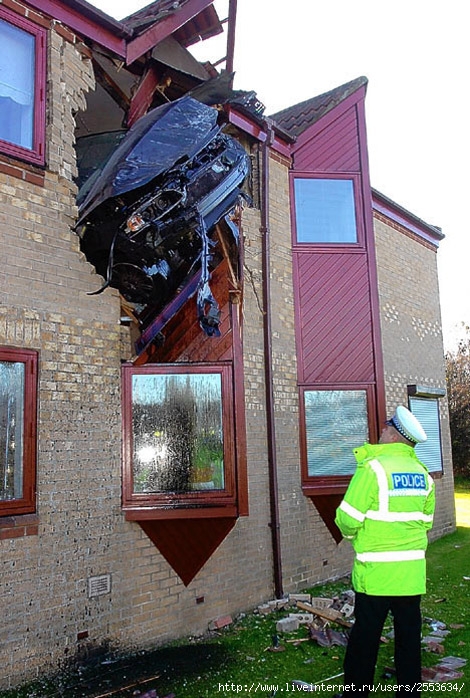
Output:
[335, 442, 435, 596]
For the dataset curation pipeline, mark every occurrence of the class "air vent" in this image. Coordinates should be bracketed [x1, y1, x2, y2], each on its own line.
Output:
[88, 574, 111, 598]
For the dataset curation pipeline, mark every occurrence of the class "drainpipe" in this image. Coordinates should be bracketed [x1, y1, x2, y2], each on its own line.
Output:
[260, 119, 283, 599]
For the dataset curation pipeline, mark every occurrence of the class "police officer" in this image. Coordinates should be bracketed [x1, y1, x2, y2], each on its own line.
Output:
[334, 406, 435, 697]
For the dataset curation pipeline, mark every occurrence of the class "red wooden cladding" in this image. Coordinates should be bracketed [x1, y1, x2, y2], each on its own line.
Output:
[309, 494, 344, 544]
[145, 259, 233, 364]
[295, 252, 375, 384]
[290, 84, 384, 537]
[139, 517, 237, 586]
[295, 107, 361, 173]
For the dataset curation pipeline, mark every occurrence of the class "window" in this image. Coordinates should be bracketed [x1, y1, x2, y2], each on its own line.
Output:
[0, 347, 38, 515]
[122, 363, 236, 510]
[293, 177, 357, 243]
[301, 389, 370, 478]
[409, 396, 443, 474]
[0, 6, 46, 165]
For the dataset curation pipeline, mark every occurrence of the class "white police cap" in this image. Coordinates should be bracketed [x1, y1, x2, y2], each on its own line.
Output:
[386, 405, 427, 444]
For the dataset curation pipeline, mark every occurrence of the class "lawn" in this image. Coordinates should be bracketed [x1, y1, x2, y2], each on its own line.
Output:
[2, 485, 469, 698]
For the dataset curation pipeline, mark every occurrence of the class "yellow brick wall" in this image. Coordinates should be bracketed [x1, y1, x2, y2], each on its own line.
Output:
[0, 20, 124, 688]
[374, 214, 456, 539]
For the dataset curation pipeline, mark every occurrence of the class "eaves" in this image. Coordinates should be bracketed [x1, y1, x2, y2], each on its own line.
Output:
[24, 0, 219, 66]
[23, 0, 130, 56]
[372, 188, 444, 248]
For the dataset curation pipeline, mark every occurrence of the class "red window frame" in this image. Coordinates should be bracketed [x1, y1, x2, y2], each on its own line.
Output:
[0, 5, 47, 166]
[0, 347, 38, 516]
[122, 362, 237, 513]
[291, 173, 365, 252]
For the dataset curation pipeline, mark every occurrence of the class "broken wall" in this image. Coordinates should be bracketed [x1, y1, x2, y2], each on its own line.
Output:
[0, 14, 353, 691]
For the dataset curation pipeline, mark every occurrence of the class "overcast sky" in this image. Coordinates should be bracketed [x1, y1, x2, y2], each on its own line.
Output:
[90, 0, 469, 351]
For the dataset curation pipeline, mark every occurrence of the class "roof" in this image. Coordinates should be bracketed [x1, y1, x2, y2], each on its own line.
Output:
[29, 0, 224, 63]
[270, 76, 368, 138]
[59, 0, 133, 38]
[372, 188, 444, 245]
[121, 0, 223, 47]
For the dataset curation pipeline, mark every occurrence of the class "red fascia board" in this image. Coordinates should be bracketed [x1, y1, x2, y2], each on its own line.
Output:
[225, 107, 292, 158]
[126, 0, 214, 65]
[135, 271, 202, 358]
[372, 192, 443, 247]
[23, 0, 128, 56]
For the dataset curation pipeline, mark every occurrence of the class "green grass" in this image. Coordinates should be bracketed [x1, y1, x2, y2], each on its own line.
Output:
[2, 491, 470, 698]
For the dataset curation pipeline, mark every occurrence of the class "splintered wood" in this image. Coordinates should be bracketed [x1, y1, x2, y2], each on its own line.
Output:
[295, 601, 353, 628]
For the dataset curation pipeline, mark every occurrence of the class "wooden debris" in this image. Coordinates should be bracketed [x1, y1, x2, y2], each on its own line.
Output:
[93, 674, 161, 698]
[296, 601, 353, 628]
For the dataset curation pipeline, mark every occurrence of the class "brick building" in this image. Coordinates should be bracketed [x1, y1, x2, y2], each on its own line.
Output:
[0, 0, 455, 689]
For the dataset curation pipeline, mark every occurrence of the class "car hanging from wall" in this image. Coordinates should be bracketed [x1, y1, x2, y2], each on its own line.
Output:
[74, 96, 250, 344]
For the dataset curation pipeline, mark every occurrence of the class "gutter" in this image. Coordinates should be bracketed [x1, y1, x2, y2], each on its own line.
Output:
[24, 0, 129, 56]
[372, 188, 444, 247]
[260, 118, 283, 599]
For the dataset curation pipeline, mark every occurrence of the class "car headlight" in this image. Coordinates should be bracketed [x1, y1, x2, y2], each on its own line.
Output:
[126, 213, 146, 233]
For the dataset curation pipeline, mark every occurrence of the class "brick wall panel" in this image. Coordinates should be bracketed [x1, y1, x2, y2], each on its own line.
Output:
[374, 215, 455, 539]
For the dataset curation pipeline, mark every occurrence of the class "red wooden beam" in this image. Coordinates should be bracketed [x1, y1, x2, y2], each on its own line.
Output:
[126, 0, 214, 65]
[23, 0, 128, 56]
[126, 63, 163, 128]
[224, 106, 292, 158]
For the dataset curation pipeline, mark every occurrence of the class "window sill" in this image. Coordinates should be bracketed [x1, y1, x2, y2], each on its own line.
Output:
[0, 513, 39, 540]
[124, 504, 238, 521]
[302, 475, 351, 497]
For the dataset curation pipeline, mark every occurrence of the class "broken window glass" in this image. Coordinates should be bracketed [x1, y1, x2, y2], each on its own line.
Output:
[303, 389, 369, 477]
[131, 371, 224, 494]
[0, 360, 24, 501]
[0, 348, 37, 516]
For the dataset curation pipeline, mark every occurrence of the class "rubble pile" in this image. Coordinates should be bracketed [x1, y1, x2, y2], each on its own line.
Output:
[252, 593, 467, 684]
[255, 591, 355, 649]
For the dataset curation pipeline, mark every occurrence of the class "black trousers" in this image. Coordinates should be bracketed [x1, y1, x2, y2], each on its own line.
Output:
[343, 592, 422, 697]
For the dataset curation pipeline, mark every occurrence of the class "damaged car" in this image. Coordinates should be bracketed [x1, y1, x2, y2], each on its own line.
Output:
[75, 95, 250, 337]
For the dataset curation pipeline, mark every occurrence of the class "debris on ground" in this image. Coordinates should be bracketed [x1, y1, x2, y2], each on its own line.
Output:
[420, 617, 467, 681]
[422, 656, 467, 682]
[266, 634, 285, 652]
[208, 614, 233, 631]
[255, 593, 468, 683]
[134, 689, 176, 698]
[256, 591, 354, 649]
[422, 618, 451, 655]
